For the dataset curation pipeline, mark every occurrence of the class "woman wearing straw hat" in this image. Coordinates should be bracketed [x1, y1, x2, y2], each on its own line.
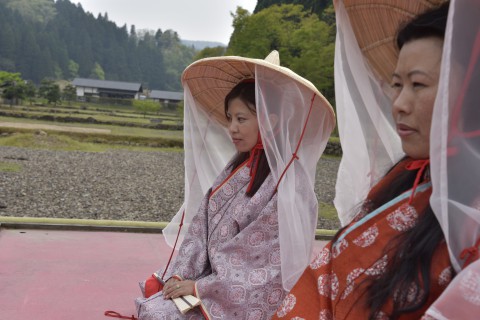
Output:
[273, 1, 457, 319]
[134, 51, 335, 319]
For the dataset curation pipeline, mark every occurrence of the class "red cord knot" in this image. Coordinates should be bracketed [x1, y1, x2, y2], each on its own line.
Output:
[405, 159, 430, 205]
[104, 311, 137, 320]
[246, 132, 264, 193]
[460, 237, 480, 269]
[292, 153, 299, 160]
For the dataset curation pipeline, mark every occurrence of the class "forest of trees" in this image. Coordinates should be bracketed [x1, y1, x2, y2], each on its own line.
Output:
[0, 0, 195, 91]
[255, 0, 333, 16]
[226, 1, 336, 102]
[0, 0, 336, 103]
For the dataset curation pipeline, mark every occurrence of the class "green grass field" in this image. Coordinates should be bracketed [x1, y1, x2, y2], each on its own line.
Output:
[319, 202, 338, 220]
[0, 132, 184, 152]
[0, 161, 22, 172]
[0, 115, 183, 139]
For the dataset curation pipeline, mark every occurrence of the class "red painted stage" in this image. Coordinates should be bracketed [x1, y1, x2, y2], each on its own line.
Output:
[0, 225, 328, 319]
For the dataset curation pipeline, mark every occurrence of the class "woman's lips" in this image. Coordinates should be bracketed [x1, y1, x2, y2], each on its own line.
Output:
[396, 123, 416, 137]
[232, 138, 241, 145]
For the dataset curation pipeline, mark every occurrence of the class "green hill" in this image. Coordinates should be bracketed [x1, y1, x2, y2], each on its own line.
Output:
[0, 0, 195, 90]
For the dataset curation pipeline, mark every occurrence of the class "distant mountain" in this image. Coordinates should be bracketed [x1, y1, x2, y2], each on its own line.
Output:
[181, 40, 226, 50]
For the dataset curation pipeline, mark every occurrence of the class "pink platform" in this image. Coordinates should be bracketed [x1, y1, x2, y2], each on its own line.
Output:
[0, 227, 327, 319]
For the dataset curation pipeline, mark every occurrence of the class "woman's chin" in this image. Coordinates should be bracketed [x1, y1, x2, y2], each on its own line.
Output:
[235, 146, 248, 153]
[402, 144, 430, 160]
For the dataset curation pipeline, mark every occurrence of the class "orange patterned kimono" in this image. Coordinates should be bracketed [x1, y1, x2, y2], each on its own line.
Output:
[273, 159, 453, 320]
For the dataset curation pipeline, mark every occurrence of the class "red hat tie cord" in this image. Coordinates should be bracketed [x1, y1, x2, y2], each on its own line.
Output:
[245, 133, 264, 194]
[405, 159, 430, 205]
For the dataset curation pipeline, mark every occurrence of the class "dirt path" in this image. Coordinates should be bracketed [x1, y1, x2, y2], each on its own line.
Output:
[0, 121, 111, 134]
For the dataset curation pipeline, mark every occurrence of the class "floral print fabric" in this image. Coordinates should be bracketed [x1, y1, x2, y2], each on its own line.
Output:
[136, 162, 285, 319]
[273, 159, 453, 320]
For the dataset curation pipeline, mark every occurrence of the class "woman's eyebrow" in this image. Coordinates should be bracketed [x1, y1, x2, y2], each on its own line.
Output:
[391, 70, 434, 80]
[407, 69, 435, 80]
[230, 111, 248, 116]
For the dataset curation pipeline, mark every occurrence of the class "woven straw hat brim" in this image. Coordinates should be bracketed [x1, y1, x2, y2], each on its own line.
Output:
[339, 0, 448, 83]
[182, 53, 335, 127]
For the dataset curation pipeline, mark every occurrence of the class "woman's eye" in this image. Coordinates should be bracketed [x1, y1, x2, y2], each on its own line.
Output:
[391, 82, 402, 89]
[238, 118, 246, 123]
[412, 82, 426, 89]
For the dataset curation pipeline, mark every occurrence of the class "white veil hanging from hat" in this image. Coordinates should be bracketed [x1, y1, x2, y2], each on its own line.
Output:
[255, 65, 335, 290]
[333, 1, 404, 225]
[426, 0, 480, 317]
[163, 52, 336, 290]
[162, 86, 236, 247]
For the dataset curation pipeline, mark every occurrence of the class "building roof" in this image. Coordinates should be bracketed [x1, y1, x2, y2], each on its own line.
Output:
[149, 90, 183, 101]
[72, 78, 142, 92]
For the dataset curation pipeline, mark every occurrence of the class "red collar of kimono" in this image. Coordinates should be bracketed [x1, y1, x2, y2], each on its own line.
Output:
[405, 158, 430, 205]
[246, 132, 264, 193]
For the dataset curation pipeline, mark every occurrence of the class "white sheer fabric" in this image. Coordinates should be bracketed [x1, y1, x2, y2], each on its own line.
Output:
[429, 0, 480, 273]
[162, 87, 236, 247]
[426, 260, 480, 319]
[333, 1, 404, 225]
[163, 57, 335, 291]
[427, 0, 480, 317]
[256, 66, 335, 290]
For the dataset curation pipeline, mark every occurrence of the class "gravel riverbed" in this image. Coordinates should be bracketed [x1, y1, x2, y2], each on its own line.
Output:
[0, 146, 341, 229]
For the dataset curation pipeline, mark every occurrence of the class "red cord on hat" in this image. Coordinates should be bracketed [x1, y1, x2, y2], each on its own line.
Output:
[275, 93, 316, 191]
[161, 210, 185, 280]
[405, 159, 430, 205]
[460, 237, 480, 269]
[103, 213, 186, 320]
[104, 311, 137, 320]
[246, 133, 264, 193]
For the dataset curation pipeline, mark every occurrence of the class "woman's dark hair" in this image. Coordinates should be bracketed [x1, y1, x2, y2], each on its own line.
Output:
[396, 2, 449, 50]
[224, 81, 270, 197]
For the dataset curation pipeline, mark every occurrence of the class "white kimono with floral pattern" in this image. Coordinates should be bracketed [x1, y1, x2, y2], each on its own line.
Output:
[136, 162, 286, 319]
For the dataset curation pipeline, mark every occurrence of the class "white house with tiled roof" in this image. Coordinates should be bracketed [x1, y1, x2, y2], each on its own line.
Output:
[72, 78, 143, 100]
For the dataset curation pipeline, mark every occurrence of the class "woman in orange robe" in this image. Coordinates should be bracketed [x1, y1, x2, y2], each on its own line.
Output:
[275, 157, 452, 319]
[273, 2, 454, 319]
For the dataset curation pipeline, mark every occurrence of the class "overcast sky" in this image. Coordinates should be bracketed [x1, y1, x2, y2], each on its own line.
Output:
[73, 0, 257, 45]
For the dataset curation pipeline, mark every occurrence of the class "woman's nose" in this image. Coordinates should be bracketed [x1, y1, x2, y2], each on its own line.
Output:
[392, 88, 413, 115]
[229, 121, 238, 133]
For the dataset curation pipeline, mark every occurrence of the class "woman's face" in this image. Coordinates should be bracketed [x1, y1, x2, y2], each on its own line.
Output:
[392, 37, 444, 159]
[227, 97, 259, 153]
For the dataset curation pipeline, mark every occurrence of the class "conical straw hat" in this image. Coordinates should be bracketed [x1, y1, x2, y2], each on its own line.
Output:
[339, 0, 448, 83]
[182, 51, 334, 126]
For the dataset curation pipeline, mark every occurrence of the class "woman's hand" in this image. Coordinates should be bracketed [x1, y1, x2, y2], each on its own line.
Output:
[163, 278, 195, 300]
